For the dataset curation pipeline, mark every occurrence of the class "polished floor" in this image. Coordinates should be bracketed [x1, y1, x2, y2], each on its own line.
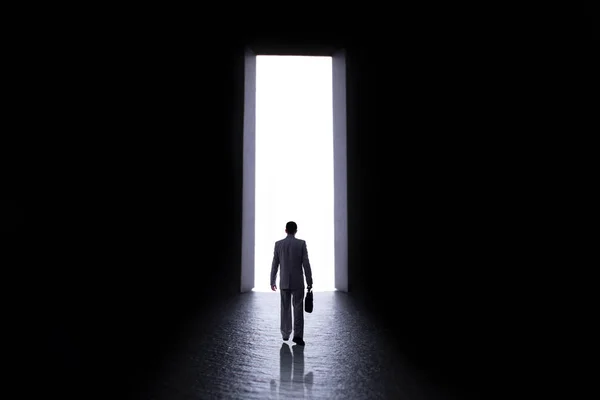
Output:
[135, 291, 470, 400]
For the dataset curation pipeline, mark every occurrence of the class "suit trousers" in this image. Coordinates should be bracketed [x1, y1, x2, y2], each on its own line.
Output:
[280, 288, 305, 339]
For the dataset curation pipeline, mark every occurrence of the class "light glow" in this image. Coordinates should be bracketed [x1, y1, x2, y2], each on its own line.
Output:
[254, 56, 335, 292]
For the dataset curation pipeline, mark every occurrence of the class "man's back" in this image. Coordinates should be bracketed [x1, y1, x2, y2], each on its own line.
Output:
[271, 235, 313, 290]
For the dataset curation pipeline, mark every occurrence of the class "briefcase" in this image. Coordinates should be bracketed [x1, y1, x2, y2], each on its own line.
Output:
[305, 288, 313, 313]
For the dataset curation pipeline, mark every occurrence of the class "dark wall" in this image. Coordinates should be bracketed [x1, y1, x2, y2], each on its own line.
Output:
[38, 21, 531, 398]
[590, 1, 599, 40]
[38, 34, 248, 398]
[342, 37, 525, 393]
[2, 202, 23, 233]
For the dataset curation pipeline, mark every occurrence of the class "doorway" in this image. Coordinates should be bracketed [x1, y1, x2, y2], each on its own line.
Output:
[241, 49, 347, 293]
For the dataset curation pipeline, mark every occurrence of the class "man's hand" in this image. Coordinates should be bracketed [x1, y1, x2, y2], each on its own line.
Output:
[271, 285, 277, 291]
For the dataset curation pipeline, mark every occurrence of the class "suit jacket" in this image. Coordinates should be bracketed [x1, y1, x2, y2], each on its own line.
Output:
[270, 234, 313, 290]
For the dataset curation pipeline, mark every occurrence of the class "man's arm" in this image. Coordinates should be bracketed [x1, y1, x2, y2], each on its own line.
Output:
[302, 241, 313, 288]
[270, 242, 279, 288]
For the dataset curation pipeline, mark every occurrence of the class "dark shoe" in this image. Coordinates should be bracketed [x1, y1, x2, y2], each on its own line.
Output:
[292, 337, 305, 346]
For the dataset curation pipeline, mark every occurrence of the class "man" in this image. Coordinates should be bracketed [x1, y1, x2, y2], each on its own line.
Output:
[270, 221, 313, 346]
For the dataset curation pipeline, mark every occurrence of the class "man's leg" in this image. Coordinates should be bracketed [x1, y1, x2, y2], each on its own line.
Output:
[291, 288, 305, 339]
[280, 289, 292, 340]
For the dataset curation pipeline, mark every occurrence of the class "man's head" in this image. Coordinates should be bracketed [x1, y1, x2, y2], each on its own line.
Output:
[285, 221, 297, 235]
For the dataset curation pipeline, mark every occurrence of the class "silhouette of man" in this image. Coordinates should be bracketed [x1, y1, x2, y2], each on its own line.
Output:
[270, 221, 313, 346]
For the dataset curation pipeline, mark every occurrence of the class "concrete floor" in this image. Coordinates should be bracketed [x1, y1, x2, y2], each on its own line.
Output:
[135, 291, 468, 399]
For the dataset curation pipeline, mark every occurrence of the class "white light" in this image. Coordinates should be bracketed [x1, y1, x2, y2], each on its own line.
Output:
[254, 56, 335, 292]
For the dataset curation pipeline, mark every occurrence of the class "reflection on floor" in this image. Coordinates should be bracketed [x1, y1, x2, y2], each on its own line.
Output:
[138, 292, 470, 399]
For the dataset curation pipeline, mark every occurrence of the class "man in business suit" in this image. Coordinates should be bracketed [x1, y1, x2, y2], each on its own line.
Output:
[271, 221, 313, 346]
